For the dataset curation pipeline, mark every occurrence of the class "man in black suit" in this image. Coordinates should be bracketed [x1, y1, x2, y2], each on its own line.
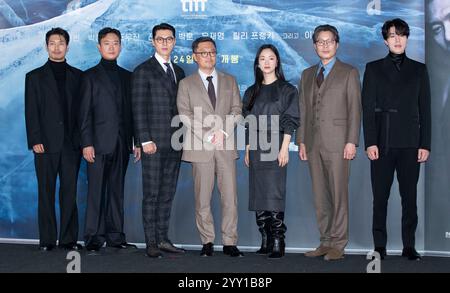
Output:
[79, 27, 141, 251]
[362, 19, 431, 261]
[25, 27, 82, 251]
[132, 23, 185, 258]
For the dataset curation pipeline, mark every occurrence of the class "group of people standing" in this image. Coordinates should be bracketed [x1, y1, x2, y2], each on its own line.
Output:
[24, 18, 430, 262]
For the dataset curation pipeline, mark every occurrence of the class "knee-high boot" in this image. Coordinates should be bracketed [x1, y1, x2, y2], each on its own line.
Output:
[268, 211, 286, 259]
[255, 211, 273, 254]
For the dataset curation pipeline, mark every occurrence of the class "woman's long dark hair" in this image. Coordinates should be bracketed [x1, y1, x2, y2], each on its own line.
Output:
[246, 44, 286, 111]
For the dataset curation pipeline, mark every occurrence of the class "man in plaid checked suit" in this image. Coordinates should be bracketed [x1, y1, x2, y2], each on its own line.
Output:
[132, 23, 186, 258]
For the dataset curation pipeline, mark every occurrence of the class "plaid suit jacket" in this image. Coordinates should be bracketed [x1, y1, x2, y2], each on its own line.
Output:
[132, 56, 185, 150]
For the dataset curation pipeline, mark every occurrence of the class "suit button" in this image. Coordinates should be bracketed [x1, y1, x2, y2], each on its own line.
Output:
[59, 121, 63, 125]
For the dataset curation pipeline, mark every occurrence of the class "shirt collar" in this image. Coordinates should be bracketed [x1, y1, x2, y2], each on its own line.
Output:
[318, 57, 336, 75]
[198, 68, 217, 81]
[154, 52, 171, 69]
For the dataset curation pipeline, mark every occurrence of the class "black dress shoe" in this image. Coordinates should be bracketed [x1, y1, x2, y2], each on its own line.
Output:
[223, 245, 244, 257]
[200, 242, 214, 257]
[39, 244, 55, 251]
[374, 247, 386, 260]
[158, 240, 185, 254]
[146, 246, 163, 258]
[402, 247, 422, 261]
[85, 244, 102, 252]
[110, 242, 138, 249]
[59, 243, 83, 251]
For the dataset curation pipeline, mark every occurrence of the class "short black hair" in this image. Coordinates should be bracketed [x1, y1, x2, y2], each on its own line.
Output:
[382, 18, 410, 40]
[192, 36, 216, 52]
[152, 23, 176, 39]
[45, 27, 70, 45]
[313, 24, 340, 43]
[98, 27, 121, 44]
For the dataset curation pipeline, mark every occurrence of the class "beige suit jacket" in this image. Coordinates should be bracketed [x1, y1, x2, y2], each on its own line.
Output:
[296, 59, 361, 152]
[177, 70, 242, 162]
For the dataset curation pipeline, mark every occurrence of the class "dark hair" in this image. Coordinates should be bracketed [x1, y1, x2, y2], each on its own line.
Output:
[45, 27, 70, 45]
[192, 36, 216, 52]
[312, 24, 340, 43]
[98, 27, 121, 44]
[246, 44, 286, 111]
[152, 23, 176, 39]
[382, 18, 410, 40]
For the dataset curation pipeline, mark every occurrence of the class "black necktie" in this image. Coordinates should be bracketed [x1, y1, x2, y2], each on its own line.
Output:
[206, 76, 216, 109]
[316, 66, 325, 88]
[164, 62, 176, 84]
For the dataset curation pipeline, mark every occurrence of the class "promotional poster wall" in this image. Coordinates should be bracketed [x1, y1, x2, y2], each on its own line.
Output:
[0, 0, 446, 252]
[425, 0, 450, 252]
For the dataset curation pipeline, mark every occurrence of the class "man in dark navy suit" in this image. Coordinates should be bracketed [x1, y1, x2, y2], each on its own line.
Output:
[25, 27, 83, 251]
[79, 27, 141, 251]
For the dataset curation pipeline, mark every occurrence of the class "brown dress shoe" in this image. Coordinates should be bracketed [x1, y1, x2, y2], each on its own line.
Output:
[158, 241, 185, 254]
[304, 245, 332, 257]
[324, 248, 344, 261]
[146, 245, 163, 258]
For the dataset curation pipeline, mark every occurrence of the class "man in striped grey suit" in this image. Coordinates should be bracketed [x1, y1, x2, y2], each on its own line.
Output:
[132, 23, 185, 258]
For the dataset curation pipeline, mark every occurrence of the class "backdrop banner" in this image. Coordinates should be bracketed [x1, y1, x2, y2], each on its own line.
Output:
[2, 0, 447, 253]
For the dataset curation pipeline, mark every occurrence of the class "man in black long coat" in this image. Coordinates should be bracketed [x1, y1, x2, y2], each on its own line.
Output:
[25, 28, 82, 251]
[362, 18, 431, 261]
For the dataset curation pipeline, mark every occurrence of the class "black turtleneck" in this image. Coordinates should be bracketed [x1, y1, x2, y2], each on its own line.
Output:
[100, 58, 124, 130]
[49, 59, 71, 144]
[388, 52, 405, 71]
[100, 58, 120, 86]
[49, 59, 67, 96]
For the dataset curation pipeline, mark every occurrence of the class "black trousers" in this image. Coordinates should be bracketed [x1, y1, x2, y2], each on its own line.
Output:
[141, 150, 181, 246]
[84, 138, 129, 247]
[34, 147, 81, 247]
[371, 148, 420, 248]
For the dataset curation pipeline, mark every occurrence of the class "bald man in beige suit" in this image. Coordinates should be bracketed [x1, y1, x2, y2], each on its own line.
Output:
[296, 25, 361, 261]
[177, 37, 243, 257]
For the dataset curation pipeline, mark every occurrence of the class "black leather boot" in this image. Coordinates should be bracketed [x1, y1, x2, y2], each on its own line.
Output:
[268, 211, 286, 259]
[269, 237, 285, 259]
[255, 211, 272, 254]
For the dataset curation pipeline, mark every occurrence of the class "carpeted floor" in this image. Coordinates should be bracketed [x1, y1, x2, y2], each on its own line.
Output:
[1, 243, 449, 273]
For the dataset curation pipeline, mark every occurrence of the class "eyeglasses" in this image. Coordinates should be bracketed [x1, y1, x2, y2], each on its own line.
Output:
[154, 37, 175, 44]
[194, 51, 217, 58]
[315, 39, 336, 47]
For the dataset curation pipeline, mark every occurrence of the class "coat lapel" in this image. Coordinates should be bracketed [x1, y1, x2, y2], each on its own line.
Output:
[65, 66, 75, 127]
[307, 64, 318, 106]
[150, 56, 177, 96]
[216, 71, 225, 114]
[320, 59, 341, 93]
[174, 64, 184, 84]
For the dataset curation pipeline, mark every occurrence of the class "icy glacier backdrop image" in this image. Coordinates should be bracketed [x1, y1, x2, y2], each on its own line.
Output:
[0, 0, 425, 246]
